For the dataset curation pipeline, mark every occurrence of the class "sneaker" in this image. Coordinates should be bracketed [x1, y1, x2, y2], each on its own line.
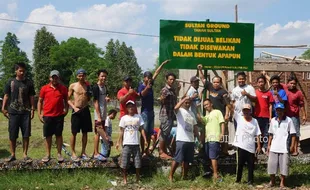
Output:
[41, 156, 50, 163]
[80, 154, 90, 161]
[57, 154, 64, 162]
[23, 156, 33, 163]
[5, 155, 16, 162]
[93, 154, 107, 161]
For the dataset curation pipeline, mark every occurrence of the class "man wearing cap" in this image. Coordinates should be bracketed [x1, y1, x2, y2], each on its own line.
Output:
[138, 59, 170, 155]
[233, 104, 261, 185]
[68, 68, 93, 161]
[186, 76, 201, 118]
[267, 103, 296, 188]
[117, 76, 138, 119]
[37, 70, 68, 162]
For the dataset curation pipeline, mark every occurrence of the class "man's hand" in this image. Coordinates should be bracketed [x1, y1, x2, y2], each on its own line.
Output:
[266, 146, 270, 156]
[128, 88, 135, 95]
[256, 146, 261, 155]
[219, 133, 224, 142]
[116, 143, 120, 151]
[31, 110, 35, 119]
[162, 59, 170, 65]
[105, 97, 111, 102]
[197, 64, 203, 70]
[64, 109, 68, 116]
[73, 107, 80, 113]
[290, 145, 294, 154]
[225, 114, 230, 122]
[39, 114, 44, 123]
[177, 82, 182, 90]
[147, 79, 153, 89]
[144, 141, 148, 148]
[2, 109, 9, 119]
[241, 89, 247, 96]
[302, 115, 307, 125]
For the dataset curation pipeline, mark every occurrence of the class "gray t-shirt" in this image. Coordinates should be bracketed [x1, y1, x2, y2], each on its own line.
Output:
[93, 84, 107, 120]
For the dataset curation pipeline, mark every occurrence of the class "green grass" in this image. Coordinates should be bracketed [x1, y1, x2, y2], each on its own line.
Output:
[0, 164, 310, 189]
[1, 111, 310, 189]
[0, 110, 121, 160]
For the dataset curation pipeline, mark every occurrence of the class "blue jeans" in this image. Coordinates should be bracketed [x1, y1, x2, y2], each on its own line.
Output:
[256, 117, 269, 148]
[141, 111, 155, 136]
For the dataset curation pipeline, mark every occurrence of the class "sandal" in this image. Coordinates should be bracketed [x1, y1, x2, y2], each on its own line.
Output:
[5, 155, 16, 162]
[93, 154, 107, 161]
[57, 154, 64, 162]
[80, 154, 90, 161]
[23, 156, 33, 163]
[41, 156, 50, 163]
[265, 183, 275, 188]
[71, 155, 80, 162]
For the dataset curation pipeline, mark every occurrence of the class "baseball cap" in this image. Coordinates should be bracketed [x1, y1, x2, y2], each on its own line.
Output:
[76, 69, 86, 76]
[275, 103, 285, 109]
[50, 70, 60, 77]
[242, 104, 252, 110]
[143, 71, 153, 78]
[190, 76, 199, 82]
[126, 100, 135, 106]
[123, 76, 132, 81]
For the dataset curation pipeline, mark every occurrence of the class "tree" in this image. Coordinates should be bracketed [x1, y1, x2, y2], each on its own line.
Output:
[301, 49, 310, 60]
[104, 39, 142, 97]
[0, 32, 31, 96]
[33, 27, 59, 92]
[150, 57, 179, 99]
[49, 37, 107, 87]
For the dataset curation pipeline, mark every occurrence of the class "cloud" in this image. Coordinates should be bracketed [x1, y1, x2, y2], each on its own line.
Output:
[7, 1, 17, 16]
[0, 13, 13, 34]
[14, 2, 147, 66]
[156, 0, 275, 16]
[255, 20, 310, 45]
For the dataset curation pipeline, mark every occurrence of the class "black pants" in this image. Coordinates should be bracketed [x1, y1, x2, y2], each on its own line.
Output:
[236, 148, 255, 184]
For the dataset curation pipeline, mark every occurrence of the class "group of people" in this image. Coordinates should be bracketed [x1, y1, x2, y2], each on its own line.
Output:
[1, 61, 306, 188]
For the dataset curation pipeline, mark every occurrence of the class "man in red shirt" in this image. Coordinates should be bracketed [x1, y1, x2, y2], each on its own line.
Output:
[117, 76, 138, 119]
[254, 75, 274, 153]
[283, 76, 306, 156]
[37, 70, 69, 162]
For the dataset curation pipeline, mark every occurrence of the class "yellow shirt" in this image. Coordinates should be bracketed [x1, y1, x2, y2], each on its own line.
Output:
[203, 109, 224, 142]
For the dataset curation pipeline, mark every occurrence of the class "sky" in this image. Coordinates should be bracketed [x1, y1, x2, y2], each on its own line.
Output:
[0, 0, 309, 71]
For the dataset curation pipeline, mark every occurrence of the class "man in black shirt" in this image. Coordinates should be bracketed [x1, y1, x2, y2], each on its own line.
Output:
[1, 62, 35, 162]
[198, 64, 230, 155]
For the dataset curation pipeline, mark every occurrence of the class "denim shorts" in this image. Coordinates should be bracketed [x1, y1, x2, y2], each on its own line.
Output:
[205, 141, 220, 160]
[141, 111, 155, 136]
[174, 141, 195, 163]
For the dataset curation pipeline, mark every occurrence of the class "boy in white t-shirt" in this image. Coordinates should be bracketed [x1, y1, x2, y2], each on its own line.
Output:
[169, 96, 199, 182]
[116, 100, 147, 184]
[267, 103, 296, 189]
[100, 109, 117, 158]
[233, 104, 261, 185]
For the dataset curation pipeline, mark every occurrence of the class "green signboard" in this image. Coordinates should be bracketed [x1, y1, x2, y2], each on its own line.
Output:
[159, 20, 254, 70]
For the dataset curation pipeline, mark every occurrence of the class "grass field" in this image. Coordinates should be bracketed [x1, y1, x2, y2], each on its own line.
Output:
[1, 111, 310, 189]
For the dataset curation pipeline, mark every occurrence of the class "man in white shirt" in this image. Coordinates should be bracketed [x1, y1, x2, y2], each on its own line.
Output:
[168, 97, 199, 182]
[231, 72, 256, 130]
[267, 103, 296, 189]
[233, 104, 261, 185]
